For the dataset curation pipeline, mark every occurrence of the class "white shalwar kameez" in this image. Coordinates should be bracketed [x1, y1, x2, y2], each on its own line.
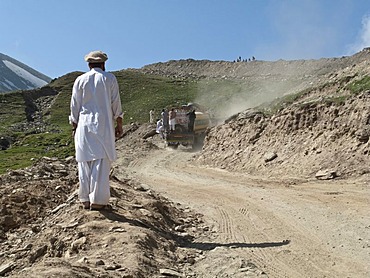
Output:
[70, 68, 122, 205]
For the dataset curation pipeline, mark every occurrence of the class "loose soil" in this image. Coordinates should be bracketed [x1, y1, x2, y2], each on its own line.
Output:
[120, 137, 370, 278]
[0, 123, 369, 278]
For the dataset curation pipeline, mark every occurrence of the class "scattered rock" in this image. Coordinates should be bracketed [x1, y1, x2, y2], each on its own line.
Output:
[104, 263, 122, 270]
[29, 245, 47, 263]
[71, 236, 87, 251]
[0, 262, 15, 276]
[159, 268, 184, 277]
[51, 203, 68, 214]
[0, 137, 11, 150]
[355, 127, 370, 143]
[77, 257, 88, 264]
[315, 169, 338, 180]
[263, 152, 278, 162]
[95, 259, 105, 266]
[134, 183, 150, 191]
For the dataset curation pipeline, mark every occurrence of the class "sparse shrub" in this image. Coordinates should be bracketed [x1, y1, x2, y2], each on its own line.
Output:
[346, 76, 370, 95]
[323, 96, 347, 105]
[259, 89, 310, 116]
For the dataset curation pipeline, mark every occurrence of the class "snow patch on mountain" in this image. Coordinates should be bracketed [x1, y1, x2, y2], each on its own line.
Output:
[3, 60, 48, 89]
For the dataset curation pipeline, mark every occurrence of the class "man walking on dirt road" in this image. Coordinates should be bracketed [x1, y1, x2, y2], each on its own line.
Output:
[69, 50, 123, 211]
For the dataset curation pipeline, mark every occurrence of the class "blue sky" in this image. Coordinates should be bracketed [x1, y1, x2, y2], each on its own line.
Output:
[1, 0, 370, 78]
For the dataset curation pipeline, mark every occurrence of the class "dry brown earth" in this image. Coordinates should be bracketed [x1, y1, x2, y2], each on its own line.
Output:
[124, 142, 369, 278]
[0, 121, 369, 277]
[1, 49, 370, 277]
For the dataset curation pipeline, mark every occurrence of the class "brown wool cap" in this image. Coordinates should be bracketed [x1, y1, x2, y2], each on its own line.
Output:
[84, 50, 108, 63]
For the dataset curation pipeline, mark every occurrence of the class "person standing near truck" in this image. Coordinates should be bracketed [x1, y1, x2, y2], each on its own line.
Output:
[169, 108, 177, 132]
[156, 118, 164, 139]
[161, 109, 169, 132]
[187, 109, 196, 132]
[149, 109, 155, 123]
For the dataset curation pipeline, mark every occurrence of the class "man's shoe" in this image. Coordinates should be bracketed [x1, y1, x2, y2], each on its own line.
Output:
[90, 204, 112, 211]
[81, 202, 90, 210]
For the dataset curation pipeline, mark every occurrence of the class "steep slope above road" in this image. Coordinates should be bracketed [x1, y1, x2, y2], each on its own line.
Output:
[199, 91, 370, 179]
[198, 49, 370, 179]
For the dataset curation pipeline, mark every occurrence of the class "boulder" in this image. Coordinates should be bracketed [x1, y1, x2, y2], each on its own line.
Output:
[263, 152, 278, 162]
[315, 169, 337, 180]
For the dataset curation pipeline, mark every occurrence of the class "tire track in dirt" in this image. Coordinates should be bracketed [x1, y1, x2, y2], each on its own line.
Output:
[126, 149, 301, 277]
[214, 197, 295, 278]
[216, 206, 235, 242]
[123, 148, 370, 278]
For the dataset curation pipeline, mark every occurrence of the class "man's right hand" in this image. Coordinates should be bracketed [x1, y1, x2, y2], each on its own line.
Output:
[115, 125, 123, 139]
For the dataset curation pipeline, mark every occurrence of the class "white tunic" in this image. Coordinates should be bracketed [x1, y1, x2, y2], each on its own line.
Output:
[70, 68, 122, 162]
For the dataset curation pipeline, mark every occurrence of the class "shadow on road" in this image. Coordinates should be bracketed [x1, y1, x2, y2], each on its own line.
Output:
[181, 240, 290, 250]
[100, 210, 290, 251]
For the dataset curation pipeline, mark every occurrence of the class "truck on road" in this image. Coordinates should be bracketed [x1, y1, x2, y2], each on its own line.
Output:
[165, 103, 212, 149]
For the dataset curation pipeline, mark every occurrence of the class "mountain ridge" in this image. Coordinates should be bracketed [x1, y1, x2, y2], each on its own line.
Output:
[0, 53, 52, 93]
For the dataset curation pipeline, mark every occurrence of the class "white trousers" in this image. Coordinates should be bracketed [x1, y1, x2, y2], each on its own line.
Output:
[78, 158, 111, 205]
[169, 118, 176, 130]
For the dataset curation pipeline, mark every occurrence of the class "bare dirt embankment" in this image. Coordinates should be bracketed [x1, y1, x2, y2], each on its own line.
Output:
[0, 152, 206, 277]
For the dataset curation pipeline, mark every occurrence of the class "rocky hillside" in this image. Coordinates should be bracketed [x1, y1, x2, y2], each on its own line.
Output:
[197, 48, 370, 179]
[0, 53, 51, 93]
[141, 49, 370, 121]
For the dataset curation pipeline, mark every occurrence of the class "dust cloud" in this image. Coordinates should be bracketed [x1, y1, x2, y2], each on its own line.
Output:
[348, 14, 370, 54]
[194, 76, 301, 123]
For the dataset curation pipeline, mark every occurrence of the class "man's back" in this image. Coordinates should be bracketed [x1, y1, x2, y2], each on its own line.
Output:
[74, 68, 118, 109]
[70, 67, 121, 162]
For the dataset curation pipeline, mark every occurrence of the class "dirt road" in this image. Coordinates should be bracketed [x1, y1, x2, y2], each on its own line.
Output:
[126, 146, 369, 278]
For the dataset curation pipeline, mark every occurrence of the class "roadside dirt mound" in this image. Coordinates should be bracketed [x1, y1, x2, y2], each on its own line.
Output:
[0, 156, 77, 238]
[140, 49, 370, 96]
[0, 132, 208, 277]
[141, 58, 345, 80]
[199, 90, 370, 179]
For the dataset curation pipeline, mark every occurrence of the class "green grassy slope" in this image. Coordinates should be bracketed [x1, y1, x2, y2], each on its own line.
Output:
[1, 66, 370, 175]
[0, 70, 201, 174]
[115, 70, 198, 122]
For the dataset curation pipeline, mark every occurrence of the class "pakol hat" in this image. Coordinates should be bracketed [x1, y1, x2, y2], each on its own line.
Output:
[84, 50, 108, 63]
